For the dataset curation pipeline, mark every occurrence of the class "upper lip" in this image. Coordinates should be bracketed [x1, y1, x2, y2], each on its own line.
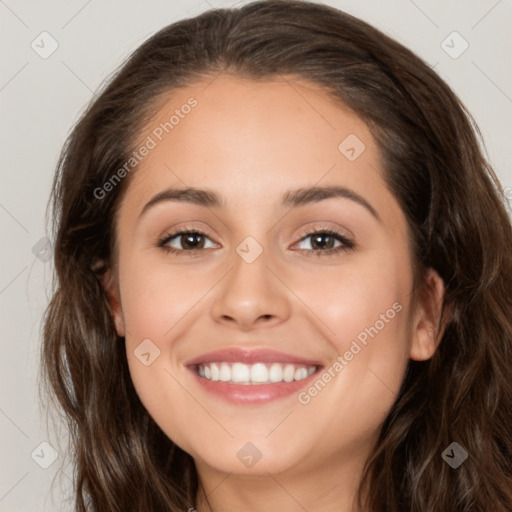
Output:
[184, 348, 323, 367]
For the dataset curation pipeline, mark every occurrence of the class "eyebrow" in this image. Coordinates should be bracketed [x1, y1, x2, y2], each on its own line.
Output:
[138, 185, 380, 222]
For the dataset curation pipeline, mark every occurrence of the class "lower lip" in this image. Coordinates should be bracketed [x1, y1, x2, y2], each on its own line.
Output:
[188, 367, 321, 404]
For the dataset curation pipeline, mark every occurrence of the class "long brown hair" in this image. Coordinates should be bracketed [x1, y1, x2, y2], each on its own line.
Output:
[40, 1, 512, 510]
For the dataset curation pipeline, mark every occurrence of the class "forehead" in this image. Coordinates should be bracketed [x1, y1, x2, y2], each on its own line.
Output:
[114, 73, 407, 237]
[140, 73, 372, 161]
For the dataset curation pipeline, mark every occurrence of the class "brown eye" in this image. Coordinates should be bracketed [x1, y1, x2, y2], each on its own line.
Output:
[309, 232, 337, 250]
[158, 230, 217, 254]
[294, 229, 354, 256]
[178, 233, 206, 250]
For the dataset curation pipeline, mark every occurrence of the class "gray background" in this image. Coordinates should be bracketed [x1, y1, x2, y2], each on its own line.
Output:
[1, 0, 511, 510]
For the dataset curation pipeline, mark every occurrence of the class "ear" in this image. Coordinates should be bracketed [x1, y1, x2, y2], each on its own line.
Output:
[409, 268, 447, 361]
[98, 266, 125, 337]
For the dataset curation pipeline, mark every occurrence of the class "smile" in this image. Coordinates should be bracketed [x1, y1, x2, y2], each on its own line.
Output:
[196, 362, 317, 385]
[185, 347, 323, 404]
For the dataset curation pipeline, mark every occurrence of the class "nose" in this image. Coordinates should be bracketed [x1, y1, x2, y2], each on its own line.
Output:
[210, 248, 291, 331]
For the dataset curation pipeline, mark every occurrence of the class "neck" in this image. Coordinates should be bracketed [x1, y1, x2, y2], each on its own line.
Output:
[194, 445, 371, 512]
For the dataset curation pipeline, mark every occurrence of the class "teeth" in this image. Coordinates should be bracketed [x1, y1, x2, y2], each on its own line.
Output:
[283, 364, 295, 382]
[219, 363, 231, 382]
[269, 363, 283, 383]
[295, 367, 308, 380]
[250, 363, 268, 383]
[231, 362, 250, 383]
[211, 362, 220, 381]
[196, 362, 317, 385]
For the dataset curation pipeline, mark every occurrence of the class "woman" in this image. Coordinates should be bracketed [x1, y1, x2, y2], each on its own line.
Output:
[41, 1, 512, 510]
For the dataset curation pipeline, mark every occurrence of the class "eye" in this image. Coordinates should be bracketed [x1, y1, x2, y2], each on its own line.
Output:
[293, 228, 354, 257]
[157, 229, 218, 255]
[157, 227, 354, 257]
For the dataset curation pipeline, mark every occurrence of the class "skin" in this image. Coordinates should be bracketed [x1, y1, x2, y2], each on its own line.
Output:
[101, 74, 445, 512]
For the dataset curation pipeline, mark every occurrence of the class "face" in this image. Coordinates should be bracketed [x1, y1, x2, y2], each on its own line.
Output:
[103, 74, 443, 483]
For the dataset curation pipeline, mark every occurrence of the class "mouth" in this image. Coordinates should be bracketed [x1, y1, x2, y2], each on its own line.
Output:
[185, 348, 323, 404]
[194, 361, 317, 384]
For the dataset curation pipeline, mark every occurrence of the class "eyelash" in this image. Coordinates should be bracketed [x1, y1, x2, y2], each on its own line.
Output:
[157, 226, 355, 258]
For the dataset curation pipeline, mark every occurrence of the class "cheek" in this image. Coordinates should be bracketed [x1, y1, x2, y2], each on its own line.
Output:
[118, 255, 209, 339]
[118, 256, 225, 449]
[293, 251, 413, 417]
[294, 251, 412, 353]
[118, 258, 199, 448]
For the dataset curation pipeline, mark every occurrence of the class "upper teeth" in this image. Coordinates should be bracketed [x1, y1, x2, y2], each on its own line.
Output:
[197, 362, 316, 385]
